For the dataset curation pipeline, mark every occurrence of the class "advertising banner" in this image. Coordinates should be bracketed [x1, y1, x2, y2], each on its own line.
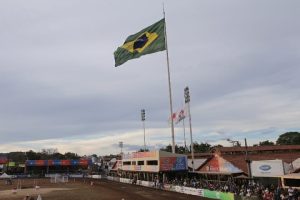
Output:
[123, 151, 158, 160]
[79, 159, 89, 166]
[0, 157, 8, 164]
[182, 187, 203, 196]
[203, 189, 234, 200]
[8, 162, 16, 167]
[71, 160, 79, 166]
[61, 160, 71, 166]
[160, 156, 187, 171]
[26, 159, 91, 166]
[251, 160, 284, 177]
[26, 160, 35, 166]
[121, 164, 159, 172]
[47, 160, 53, 166]
[35, 160, 46, 166]
[52, 160, 61, 166]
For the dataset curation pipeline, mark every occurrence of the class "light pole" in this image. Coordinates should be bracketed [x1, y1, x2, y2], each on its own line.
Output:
[141, 109, 146, 151]
[184, 86, 195, 172]
[226, 138, 241, 147]
[119, 141, 123, 156]
[227, 138, 252, 178]
[244, 138, 252, 178]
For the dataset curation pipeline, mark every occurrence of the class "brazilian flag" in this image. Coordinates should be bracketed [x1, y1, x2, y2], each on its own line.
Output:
[114, 18, 166, 67]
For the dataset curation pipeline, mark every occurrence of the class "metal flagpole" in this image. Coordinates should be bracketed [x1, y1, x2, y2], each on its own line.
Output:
[163, 4, 176, 154]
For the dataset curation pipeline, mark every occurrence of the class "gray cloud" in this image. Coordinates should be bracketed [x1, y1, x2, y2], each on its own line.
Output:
[0, 0, 299, 154]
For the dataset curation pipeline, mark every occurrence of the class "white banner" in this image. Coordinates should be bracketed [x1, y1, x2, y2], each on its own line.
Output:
[120, 178, 131, 183]
[251, 160, 284, 177]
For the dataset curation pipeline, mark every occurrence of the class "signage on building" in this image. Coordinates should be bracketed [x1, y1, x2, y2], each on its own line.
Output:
[251, 160, 284, 177]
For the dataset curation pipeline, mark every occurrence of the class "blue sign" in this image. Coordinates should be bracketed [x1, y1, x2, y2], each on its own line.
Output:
[259, 165, 271, 171]
[174, 157, 187, 170]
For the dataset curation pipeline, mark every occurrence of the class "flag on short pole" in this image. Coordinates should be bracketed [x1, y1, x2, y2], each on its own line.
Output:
[114, 18, 166, 67]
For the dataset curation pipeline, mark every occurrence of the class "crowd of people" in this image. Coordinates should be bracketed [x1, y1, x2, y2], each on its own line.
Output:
[164, 177, 300, 200]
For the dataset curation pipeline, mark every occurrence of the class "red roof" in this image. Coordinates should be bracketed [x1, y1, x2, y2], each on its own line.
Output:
[222, 152, 300, 174]
[215, 145, 300, 153]
[191, 145, 300, 175]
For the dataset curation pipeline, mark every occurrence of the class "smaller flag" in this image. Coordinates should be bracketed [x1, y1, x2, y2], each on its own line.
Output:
[168, 112, 177, 125]
[175, 109, 186, 124]
[168, 106, 187, 125]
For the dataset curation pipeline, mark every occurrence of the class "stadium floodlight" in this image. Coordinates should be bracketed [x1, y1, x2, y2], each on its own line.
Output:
[119, 141, 123, 155]
[227, 138, 241, 147]
[141, 109, 145, 121]
[184, 86, 194, 172]
[184, 87, 190, 103]
[141, 109, 146, 151]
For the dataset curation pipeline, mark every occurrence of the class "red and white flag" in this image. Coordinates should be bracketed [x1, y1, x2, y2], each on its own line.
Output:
[168, 106, 187, 125]
[175, 109, 186, 124]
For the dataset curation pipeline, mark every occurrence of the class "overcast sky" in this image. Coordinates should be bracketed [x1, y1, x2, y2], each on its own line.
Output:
[0, 0, 299, 156]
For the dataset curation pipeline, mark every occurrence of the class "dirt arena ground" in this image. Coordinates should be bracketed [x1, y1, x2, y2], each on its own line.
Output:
[0, 178, 211, 200]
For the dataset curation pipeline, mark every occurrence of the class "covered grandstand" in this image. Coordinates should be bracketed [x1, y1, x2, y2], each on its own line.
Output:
[110, 150, 188, 182]
[25, 159, 92, 175]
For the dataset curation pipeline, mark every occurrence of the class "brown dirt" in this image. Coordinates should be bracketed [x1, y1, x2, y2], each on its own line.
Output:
[0, 178, 210, 200]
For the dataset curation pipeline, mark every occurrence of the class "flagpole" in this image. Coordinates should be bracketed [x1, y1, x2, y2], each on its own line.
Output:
[163, 4, 176, 154]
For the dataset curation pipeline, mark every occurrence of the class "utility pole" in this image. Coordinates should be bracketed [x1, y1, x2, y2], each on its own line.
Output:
[244, 138, 252, 178]
[141, 109, 146, 151]
[119, 141, 123, 156]
[184, 86, 195, 172]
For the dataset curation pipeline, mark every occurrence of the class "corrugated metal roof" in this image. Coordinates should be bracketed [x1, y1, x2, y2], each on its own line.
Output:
[188, 158, 207, 170]
[215, 145, 300, 153]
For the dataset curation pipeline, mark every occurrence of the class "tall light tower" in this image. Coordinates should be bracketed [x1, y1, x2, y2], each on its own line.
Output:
[184, 86, 195, 172]
[141, 109, 146, 151]
[119, 141, 123, 156]
[227, 139, 241, 147]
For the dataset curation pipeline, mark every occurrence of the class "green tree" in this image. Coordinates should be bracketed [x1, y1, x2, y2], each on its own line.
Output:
[259, 140, 275, 146]
[64, 152, 80, 159]
[138, 149, 149, 152]
[51, 152, 65, 159]
[160, 144, 186, 154]
[193, 142, 211, 153]
[276, 132, 300, 145]
[160, 144, 172, 152]
[25, 150, 40, 160]
[8, 152, 26, 163]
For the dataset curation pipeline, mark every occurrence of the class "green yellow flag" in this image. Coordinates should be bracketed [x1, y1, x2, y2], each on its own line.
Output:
[114, 18, 166, 67]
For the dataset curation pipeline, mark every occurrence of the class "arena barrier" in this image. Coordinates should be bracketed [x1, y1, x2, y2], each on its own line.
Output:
[84, 175, 102, 179]
[45, 174, 84, 178]
[106, 176, 234, 200]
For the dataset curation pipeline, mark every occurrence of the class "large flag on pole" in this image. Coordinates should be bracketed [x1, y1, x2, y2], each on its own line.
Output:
[114, 18, 166, 67]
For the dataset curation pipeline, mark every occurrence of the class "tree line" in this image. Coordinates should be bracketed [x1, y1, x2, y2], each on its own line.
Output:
[158, 131, 300, 154]
[2, 148, 81, 163]
[2, 132, 300, 162]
